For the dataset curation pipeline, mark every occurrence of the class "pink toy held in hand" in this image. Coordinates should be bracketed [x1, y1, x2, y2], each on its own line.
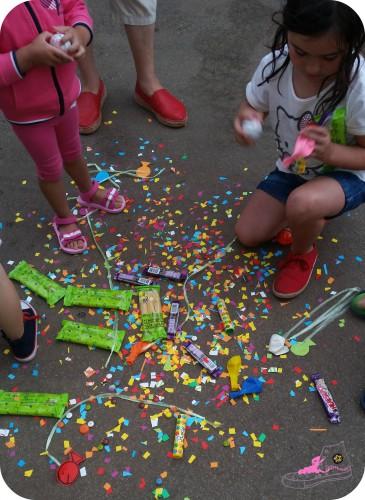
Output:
[283, 133, 315, 168]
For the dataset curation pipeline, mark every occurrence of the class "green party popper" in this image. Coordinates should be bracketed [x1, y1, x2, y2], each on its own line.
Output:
[57, 320, 125, 351]
[64, 286, 132, 311]
[138, 286, 167, 342]
[9, 260, 66, 306]
[0, 391, 68, 418]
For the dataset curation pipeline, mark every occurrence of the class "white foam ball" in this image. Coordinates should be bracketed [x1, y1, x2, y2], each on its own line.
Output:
[241, 119, 263, 140]
[50, 33, 71, 52]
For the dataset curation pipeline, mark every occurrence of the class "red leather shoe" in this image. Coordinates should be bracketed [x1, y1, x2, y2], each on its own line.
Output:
[272, 245, 318, 299]
[77, 80, 107, 135]
[134, 82, 187, 127]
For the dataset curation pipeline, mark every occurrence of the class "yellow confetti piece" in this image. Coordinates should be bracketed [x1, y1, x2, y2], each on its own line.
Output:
[24, 470, 33, 478]
[121, 433, 129, 441]
[228, 428, 236, 435]
[115, 445, 122, 452]
[257, 453, 265, 458]
[63, 440, 70, 449]
[188, 454, 196, 464]
[143, 451, 151, 459]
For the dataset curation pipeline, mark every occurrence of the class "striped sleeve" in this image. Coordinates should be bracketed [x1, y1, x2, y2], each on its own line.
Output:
[0, 51, 24, 87]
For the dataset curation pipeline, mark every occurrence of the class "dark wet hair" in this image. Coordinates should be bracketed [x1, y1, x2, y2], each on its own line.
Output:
[259, 0, 365, 116]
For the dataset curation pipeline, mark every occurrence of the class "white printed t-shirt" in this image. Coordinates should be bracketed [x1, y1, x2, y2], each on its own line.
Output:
[246, 49, 365, 181]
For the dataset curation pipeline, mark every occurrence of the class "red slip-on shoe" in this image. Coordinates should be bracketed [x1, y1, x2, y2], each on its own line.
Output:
[77, 79, 107, 135]
[134, 82, 187, 127]
[272, 245, 318, 299]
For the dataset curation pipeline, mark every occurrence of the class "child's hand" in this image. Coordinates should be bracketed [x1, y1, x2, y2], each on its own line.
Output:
[234, 101, 265, 146]
[53, 25, 87, 59]
[301, 125, 335, 164]
[16, 32, 73, 72]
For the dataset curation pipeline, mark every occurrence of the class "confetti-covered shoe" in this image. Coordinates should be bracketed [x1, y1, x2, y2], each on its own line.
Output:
[281, 441, 352, 489]
[3, 301, 39, 362]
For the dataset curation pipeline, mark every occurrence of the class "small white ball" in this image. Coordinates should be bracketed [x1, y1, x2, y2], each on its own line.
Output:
[50, 33, 71, 52]
[241, 119, 263, 140]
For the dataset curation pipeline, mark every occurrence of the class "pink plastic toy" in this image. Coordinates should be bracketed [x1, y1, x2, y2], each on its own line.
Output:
[283, 134, 315, 168]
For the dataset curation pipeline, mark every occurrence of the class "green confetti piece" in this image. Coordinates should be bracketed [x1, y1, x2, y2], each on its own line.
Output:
[0, 391, 68, 418]
[9, 260, 65, 306]
[64, 286, 132, 310]
[57, 320, 125, 351]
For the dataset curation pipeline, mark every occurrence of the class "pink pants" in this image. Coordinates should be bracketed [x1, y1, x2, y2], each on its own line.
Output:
[11, 105, 82, 182]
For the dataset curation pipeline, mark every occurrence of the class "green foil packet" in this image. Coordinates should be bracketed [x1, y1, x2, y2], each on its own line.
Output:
[64, 286, 132, 311]
[138, 286, 166, 342]
[0, 390, 68, 418]
[57, 320, 125, 351]
[8, 260, 65, 306]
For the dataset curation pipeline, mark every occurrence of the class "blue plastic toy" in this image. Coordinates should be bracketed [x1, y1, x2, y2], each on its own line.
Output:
[229, 377, 263, 399]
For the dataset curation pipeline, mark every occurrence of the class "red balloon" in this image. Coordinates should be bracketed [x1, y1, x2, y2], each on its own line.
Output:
[57, 461, 79, 485]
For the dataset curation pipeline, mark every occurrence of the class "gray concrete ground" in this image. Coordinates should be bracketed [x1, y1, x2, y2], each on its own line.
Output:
[0, 0, 364, 499]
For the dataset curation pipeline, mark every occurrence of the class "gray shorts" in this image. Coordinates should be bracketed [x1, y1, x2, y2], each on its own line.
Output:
[111, 0, 157, 25]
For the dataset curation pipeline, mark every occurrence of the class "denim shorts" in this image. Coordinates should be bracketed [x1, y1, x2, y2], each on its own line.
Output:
[257, 169, 365, 219]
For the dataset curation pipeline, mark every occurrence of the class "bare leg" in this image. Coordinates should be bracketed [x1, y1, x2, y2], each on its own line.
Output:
[124, 24, 162, 95]
[0, 264, 23, 340]
[78, 46, 101, 93]
[64, 158, 124, 208]
[286, 177, 345, 254]
[38, 178, 85, 251]
[235, 189, 287, 247]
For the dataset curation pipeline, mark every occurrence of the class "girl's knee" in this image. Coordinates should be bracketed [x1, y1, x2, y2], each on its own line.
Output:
[234, 221, 260, 247]
[286, 190, 315, 219]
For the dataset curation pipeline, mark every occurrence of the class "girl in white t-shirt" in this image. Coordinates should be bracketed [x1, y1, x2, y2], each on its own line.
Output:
[234, 0, 365, 299]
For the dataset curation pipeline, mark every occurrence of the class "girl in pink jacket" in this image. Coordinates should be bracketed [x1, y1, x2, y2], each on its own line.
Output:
[0, 0, 125, 254]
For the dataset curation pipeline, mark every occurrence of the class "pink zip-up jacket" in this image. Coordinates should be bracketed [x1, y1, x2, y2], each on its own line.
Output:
[0, 0, 93, 123]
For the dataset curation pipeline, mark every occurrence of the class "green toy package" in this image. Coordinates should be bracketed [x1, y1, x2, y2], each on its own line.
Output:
[8, 260, 66, 306]
[0, 391, 68, 418]
[138, 286, 166, 342]
[57, 320, 125, 351]
[64, 286, 132, 311]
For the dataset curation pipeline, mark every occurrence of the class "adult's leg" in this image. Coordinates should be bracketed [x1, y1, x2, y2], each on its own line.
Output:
[125, 23, 161, 95]
[78, 47, 101, 93]
[235, 189, 287, 247]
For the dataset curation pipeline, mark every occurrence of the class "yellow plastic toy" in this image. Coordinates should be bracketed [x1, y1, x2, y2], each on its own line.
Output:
[227, 355, 242, 391]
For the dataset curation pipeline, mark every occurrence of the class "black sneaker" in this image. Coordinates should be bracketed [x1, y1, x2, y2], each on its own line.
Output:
[4, 301, 38, 362]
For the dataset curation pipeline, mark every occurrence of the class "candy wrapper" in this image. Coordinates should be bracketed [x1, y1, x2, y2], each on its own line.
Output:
[0, 390, 68, 418]
[64, 286, 132, 311]
[9, 260, 65, 306]
[138, 286, 166, 342]
[57, 320, 125, 352]
[311, 372, 341, 424]
[172, 414, 188, 459]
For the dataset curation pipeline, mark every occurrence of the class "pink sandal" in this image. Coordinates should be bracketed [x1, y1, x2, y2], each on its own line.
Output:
[52, 216, 88, 255]
[77, 180, 126, 214]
